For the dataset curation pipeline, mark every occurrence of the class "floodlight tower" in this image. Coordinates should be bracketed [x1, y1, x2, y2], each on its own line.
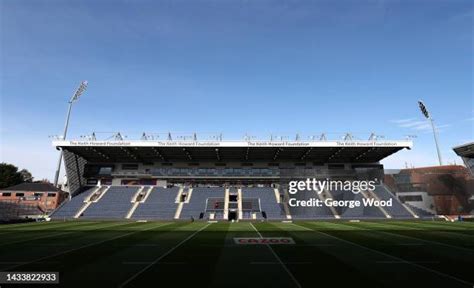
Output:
[53, 81, 88, 187]
[418, 100, 443, 166]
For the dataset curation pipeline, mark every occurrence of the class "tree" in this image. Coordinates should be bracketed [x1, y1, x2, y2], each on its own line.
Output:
[19, 169, 33, 182]
[0, 163, 33, 189]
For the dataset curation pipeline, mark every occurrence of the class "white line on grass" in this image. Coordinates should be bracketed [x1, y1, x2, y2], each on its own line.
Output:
[380, 230, 474, 252]
[359, 222, 474, 253]
[3, 222, 172, 272]
[0, 221, 131, 247]
[290, 223, 473, 287]
[321, 221, 474, 254]
[119, 223, 211, 288]
[250, 223, 302, 288]
[390, 221, 473, 231]
[0, 221, 70, 230]
[313, 220, 474, 246]
[0, 221, 96, 235]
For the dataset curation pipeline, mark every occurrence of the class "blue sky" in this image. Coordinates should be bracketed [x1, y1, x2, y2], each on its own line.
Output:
[1, 0, 473, 180]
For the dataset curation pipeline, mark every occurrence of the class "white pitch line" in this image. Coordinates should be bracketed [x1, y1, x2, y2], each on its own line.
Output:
[0, 221, 94, 235]
[290, 223, 473, 287]
[0, 221, 72, 231]
[381, 231, 474, 252]
[119, 223, 211, 288]
[0, 232, 75, 246]
[3, 222, 172, 272]
[250, 223, 302, 288]
[0, 222, 130, 247]
[339, 221, 474, 253]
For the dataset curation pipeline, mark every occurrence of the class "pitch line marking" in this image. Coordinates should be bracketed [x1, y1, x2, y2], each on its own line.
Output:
[334, 221, 474, 254]
[2, 222, 172, 272]
[0, 220, 97, 237]
[290, 223, 473, 287]
[364, 220, 474, 236]
[0, 221, 131, 248]
[375, 221, 474, 248]
[389, 221, 473, 231]
[249, 223, 302, 288]
[0, 231, 73, 246]
[374, 229, 474, 253]
[0, 221, 77, 231]
[0, 221, 97, 236]
[119, 223, 211, 288]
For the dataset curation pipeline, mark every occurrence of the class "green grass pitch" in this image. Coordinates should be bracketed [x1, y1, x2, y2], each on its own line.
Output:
[0, 220, 473, 288]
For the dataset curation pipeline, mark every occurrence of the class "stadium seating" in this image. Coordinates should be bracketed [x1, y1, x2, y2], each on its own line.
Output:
[331, 189, 386, 218]
[81, 186, 139, 219]
[0, 201, 43, 220]
[240, 197, 261, 219]
[151, 168, 279, 177]
[180, 187, 225, 220]
[206, 198, 225, 211]
[242, 187, 285, 219]
[289, 189, 335, 219]
[372, 185, 414, 218]
[211, 211, 222, 219]
[405, 203, 435, 217]
[132, 187, 180, 220]
[50, 187, 97, 219]
[241, 197, 260, 211]
[228, 187, 238, 193]
[242, 211, 251, 219]
[49, 182, 438, 221]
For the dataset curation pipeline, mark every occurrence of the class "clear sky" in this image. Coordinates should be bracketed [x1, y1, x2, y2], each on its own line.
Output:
[1, 0, 473, 181]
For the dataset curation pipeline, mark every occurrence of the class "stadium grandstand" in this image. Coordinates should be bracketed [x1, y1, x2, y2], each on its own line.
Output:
[454, 142, 474, 176]
[453, 143, 474, 209]
[48, 133, 429, 221]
